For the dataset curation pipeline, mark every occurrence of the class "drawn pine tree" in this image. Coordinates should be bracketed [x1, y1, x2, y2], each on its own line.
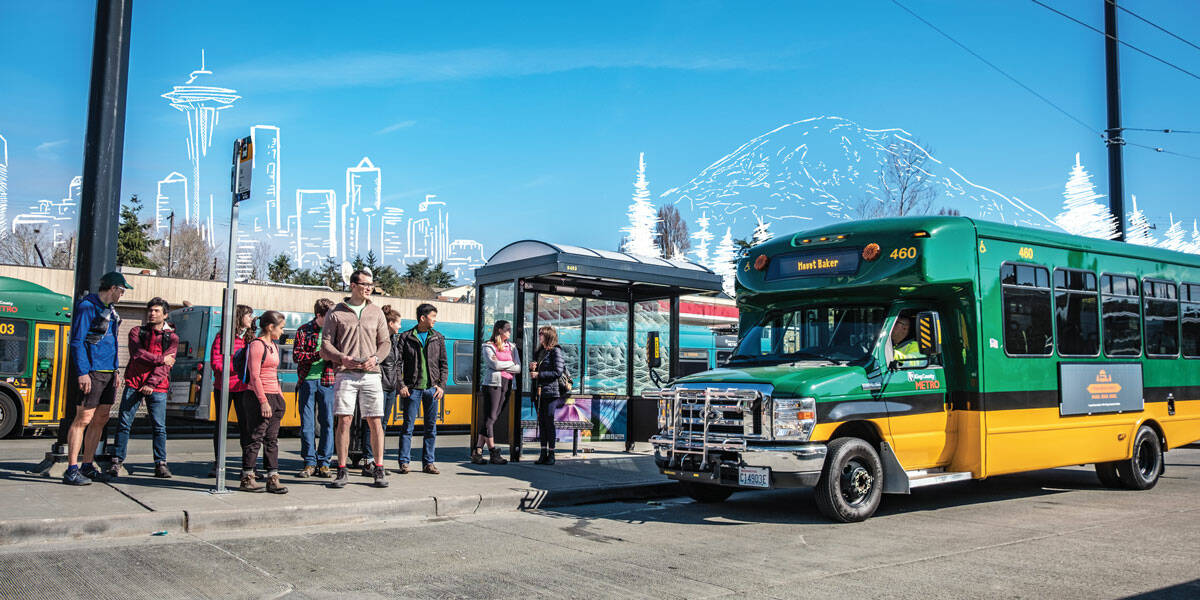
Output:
[1125, 195, 1156, 246]
[751, 215, 774, 246]
[1053, 153, 1117, 239]
[713, 226, 738, 296]
[691, 212, 714, 269]
[1192, 220, 1200, 255]
[1159, 214, 1189, 252]
[621, 152, 661, 257]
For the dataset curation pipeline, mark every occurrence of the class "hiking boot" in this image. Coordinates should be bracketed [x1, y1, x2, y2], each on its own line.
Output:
[329, 467, 349, 489]
[470, 448, 487, 465]
[266, 474, 288, 494]
[489, 448, 508, 465]
[154, 462, 172, 479]
[397, 462, 410, 475]
[297, 465, 315, 478]
[105, 459, 122, 479]
[373, 466, 389, 488]
[81, 463, 108, 481]
[545, 450, 556, 466]
[422, 463, 440, 475]
[360, 463, 376, 477]
[63, 468, 93, 486]
[240, 473, 264, 493]
[316, 465, 332, 478]
[534, 449, 549, 465]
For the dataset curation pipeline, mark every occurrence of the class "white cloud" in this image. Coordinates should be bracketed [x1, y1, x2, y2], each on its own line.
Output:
[375, 120, 417, 135]
[223, 46, 781, 91]
[35, 139, 69, 159]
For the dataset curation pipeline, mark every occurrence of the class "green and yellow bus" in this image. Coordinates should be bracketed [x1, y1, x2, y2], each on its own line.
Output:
[651, 216, 1200, 521]
[0, 276, 73, 438]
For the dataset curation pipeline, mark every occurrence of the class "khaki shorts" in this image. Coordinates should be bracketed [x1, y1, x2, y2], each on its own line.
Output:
[333, 372, 385, 418]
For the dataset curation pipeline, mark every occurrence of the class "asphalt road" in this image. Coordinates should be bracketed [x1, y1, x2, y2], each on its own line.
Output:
[3, 447, 1199, 599]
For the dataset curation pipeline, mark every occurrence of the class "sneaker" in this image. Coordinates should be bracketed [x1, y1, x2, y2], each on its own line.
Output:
[80, 463, 108, 481]
[240, 473, 264, 493]
[489, 448, 508, 465]
[373, 466, 389, 488]
[297, 465, 315, 478]
[316, 465, 332, 478]
[360, 463, 376, 478]
[154, 462, 172, 479]
[397, 462, 410, 475]
[266, 474, 288, 494]
[63, 468, 92, 486]
[470, 448, 487, 465]
[105, 459, 123, 479]
[422, 463, 440, 475]
[329, 467, 349, 489]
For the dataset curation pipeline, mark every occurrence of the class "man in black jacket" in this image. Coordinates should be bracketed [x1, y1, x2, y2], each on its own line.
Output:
[395, 303, 447, 474]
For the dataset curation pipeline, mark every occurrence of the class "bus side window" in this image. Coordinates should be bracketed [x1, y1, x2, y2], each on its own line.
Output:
[0, 319, 29, 375]
[1101, 274, 1142, 357]
[1143, 279, 1179, 357]
[453, 340, 474, 384]
[1183, 283, 1200, 359]
[1054, 268, 1099, 356]
[1000, 263, 1053, 356]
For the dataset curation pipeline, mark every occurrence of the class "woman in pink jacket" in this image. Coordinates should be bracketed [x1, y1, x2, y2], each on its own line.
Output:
[209, 304, 254, 477]
[239, 311, 288, 494]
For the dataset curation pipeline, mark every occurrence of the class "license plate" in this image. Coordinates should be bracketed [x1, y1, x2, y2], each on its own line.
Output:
[738, 466, 770, 488]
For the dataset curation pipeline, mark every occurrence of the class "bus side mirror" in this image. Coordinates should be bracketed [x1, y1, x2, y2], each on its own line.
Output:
[646, 331, 662, 370]
[916, 311, 942, 357]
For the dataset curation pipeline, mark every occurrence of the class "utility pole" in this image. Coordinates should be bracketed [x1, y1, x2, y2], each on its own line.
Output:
[167, 211, 174, 277]
[1104, 0, 1126, 241]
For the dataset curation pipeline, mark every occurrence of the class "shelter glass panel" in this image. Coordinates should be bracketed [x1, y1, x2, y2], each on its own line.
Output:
[584, 299, 629, 394]
[536, 295, 582, 393]
[633, 300, 671, 396]
[481, 283, 515, 386]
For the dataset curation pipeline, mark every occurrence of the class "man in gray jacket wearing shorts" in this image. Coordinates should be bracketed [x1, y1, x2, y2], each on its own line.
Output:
[320, 269, 393, 489]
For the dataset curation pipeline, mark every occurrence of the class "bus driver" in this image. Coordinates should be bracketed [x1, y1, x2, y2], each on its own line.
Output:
[890, 315, 924, 363]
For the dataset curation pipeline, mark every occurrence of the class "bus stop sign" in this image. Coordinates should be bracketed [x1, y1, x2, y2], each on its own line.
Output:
[232, 136, 252, 202]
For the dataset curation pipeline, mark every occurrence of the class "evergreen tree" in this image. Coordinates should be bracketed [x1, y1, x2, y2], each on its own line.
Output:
[691, 212, 714, 269]
[1159, 214, 1188, 252]
[318, 257, 342, 290]
[266, 253, 295, 283]
[621, 152, 661, 257]
[117, 195, 158, 269]
[712, 227, 738, 296]
[1192, 220, 1200, 255]
[751, 215, 774, 246]
[1053, 153, 1117, 239]
[402, 258, 454, 288]
[1126, 195, 1156, 246]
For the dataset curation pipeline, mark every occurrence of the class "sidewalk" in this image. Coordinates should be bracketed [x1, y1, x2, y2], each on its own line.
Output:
[0, 434, 678, 546]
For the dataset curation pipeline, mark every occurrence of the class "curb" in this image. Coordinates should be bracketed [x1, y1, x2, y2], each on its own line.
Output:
[0, 481, 680, 546]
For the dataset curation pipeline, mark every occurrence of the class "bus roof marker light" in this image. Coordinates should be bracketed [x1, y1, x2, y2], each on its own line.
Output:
[819, 236, 829, 242]
[912, 231, 930, 238]
[862, 243, 881, 261]
[754, 254, 769, 271]
[836, 235, 846, 240]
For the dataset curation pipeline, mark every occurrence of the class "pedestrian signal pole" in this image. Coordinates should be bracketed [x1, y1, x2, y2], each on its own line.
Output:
[214, 136, 252, 493]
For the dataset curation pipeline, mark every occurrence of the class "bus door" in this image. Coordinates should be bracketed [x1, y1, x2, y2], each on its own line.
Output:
[880, 310, 954, 469]
[28, 323, 68, 423]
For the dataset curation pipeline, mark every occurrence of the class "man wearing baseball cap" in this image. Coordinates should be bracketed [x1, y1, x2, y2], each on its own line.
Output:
[63, 272, 130, 485]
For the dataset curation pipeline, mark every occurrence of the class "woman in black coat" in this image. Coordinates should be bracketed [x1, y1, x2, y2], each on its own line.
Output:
[529, 325, 566, 465]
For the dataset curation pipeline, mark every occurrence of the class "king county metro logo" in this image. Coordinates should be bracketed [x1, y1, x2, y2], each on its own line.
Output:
[1087, 370, 1122, 400]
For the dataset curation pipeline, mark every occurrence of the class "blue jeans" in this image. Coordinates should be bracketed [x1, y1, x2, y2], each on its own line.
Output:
[360, 389, 396, 463]
[399, 387, 438, 465]
[114, 387, 168, 463]
[298, 379, 335, 467]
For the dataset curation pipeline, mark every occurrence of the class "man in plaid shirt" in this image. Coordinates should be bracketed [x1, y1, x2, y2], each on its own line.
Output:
[294, 298, 337, 477]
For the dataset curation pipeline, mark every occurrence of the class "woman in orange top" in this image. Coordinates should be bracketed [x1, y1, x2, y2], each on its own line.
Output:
[239, 311, 288, 494]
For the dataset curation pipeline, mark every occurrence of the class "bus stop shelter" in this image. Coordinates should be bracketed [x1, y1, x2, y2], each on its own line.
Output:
[471, 241, 724, 460]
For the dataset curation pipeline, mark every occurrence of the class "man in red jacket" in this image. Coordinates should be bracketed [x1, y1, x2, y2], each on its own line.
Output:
[109, 297, 178, 478]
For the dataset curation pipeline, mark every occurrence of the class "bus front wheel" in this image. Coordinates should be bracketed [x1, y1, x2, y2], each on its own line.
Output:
[1115, 425, 1162, 491]
[814, 437, 883, 523]
[0, 392, 18, 439]
[1094, 462, 1123, 489]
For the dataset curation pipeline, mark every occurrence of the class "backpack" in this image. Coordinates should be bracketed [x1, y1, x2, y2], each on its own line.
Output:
[231, 339, 271, 384]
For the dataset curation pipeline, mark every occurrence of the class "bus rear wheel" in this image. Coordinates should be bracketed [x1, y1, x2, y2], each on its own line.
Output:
[1115, 425, 1162, 491]
[0, 392, 18, 439]
[814, 437, 883, 523]
[680, 481, 734, 503]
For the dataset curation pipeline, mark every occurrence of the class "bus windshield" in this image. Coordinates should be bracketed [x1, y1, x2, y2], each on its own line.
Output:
[729, 304, 887, 365]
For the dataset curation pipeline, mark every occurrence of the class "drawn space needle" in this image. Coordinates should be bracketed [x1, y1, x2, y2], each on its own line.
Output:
[161, 50, 240, 234]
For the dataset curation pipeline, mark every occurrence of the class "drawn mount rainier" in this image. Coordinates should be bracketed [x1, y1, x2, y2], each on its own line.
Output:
[661, 116, 1058, 236]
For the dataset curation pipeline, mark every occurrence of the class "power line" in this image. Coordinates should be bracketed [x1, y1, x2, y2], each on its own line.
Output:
[1124, 128, 1200, 135]
[889, 0, 1101, 137]
[1126, 141, 1200, 161]
[1114, 1, 1200, 55]
[1030, 0, 1200, 83]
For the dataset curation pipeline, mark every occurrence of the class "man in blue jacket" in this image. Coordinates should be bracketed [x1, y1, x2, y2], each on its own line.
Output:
[63, 272, 129, 486]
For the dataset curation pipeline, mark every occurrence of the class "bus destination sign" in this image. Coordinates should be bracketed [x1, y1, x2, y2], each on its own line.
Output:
[766, 247, 861, 280]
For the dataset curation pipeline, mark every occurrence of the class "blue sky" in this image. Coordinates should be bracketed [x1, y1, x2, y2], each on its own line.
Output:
[3, 0, 1199, 259]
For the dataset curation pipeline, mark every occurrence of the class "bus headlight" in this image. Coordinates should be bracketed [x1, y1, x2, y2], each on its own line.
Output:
[771, 397, 816, 441]
[655, 393, 672, 431]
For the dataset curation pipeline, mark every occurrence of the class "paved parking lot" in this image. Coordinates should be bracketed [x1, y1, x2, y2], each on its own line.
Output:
[2, 446, 1198, 599]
